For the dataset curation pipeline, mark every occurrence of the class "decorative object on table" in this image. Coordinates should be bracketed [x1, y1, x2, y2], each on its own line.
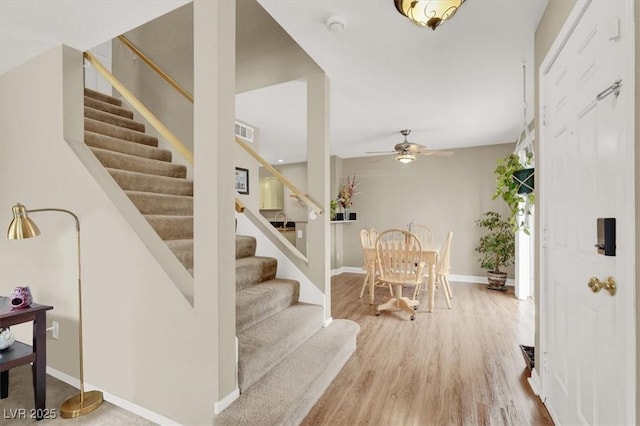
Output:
[10, 285, 32, 308]
[337, 174, 359, 219]
[6, 203, 103, 418]
[348, 212, 357, 221]
[235, 167, 249, 195]
[394, 0, 465, 30]
[494, 64, 535, 233]
[0, 327, 16, 350]
[475, 211, 515, 291]
[335, 213, 344, 221]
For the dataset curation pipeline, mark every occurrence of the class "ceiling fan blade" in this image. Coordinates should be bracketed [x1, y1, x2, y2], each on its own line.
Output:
[417, 150, 454, 157]
[365, 150, 396, 154]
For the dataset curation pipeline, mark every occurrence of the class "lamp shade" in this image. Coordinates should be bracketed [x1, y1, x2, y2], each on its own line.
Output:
[7, 204, 41, 240]
[394, 0, 465, 30]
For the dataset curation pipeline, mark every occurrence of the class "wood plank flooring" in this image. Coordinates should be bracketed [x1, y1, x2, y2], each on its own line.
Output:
[302, 273, 553, 426]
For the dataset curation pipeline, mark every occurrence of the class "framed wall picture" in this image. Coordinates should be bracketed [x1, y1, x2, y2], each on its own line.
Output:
[235, 167, 249, 194]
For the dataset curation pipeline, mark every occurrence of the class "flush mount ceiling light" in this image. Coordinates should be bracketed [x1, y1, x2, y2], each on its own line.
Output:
[396, 151, 416, 164]
[394, 0, 465, 30]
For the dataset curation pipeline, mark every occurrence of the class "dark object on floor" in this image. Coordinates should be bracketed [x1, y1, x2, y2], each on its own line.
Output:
[519, 344, 535, 371]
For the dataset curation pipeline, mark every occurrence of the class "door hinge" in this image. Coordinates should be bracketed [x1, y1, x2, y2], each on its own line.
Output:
[542, 106, 547, 126]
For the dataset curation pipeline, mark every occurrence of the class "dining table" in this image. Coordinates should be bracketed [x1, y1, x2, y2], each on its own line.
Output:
[363, 246, 439, 313]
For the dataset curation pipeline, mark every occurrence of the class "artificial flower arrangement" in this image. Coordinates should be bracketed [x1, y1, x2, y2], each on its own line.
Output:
[337, 174, 359, 210]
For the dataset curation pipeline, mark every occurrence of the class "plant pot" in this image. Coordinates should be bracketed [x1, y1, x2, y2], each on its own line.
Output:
[487, 271, 508, 291]
[512, 168, 534, 194]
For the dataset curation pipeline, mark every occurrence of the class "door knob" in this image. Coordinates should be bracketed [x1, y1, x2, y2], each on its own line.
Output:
[588, 276, 616, 296]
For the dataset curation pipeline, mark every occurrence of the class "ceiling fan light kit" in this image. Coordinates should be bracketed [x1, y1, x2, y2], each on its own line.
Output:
[394, 0, 465, 30]
[396, 152, 416, 164]
[365, 129, 453, 164]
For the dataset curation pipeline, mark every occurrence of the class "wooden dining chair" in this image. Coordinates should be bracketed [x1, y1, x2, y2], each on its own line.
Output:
[413, 231, 453, 309]
[359, 228, 393, 302]
[410, 224, 433, 247]
[375, 229, 425, 320]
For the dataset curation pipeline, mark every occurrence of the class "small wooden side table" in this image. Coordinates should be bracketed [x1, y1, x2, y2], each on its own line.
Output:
[0, 296, 53, 420]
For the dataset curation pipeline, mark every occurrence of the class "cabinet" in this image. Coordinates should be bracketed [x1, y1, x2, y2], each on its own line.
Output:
[260, 177, 283, 210]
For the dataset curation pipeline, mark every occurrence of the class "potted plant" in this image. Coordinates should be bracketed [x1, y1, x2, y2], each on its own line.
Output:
[493, 153, 535, 234]
[330, 199, 338, 221]
[475, 211, 515, 291]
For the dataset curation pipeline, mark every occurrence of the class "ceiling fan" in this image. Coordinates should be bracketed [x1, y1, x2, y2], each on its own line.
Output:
[366, 130, 454, 164]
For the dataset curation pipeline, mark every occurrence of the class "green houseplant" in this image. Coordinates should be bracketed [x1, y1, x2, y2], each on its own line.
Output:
[329, 199, 338, 221]
[493, 153, 535, 234]
[475, 211, 515, 290]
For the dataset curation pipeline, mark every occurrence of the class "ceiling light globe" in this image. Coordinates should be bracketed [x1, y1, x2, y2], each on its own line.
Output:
[394, 0, 465, 30]
[396, 153, 416, 164]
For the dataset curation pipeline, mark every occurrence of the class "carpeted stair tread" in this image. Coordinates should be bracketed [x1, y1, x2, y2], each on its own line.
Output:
[84, 96, 133, 119]
[84, 106, 145, 132]
[85, 118, 158, 147]
[165, 239, 193, 270]
[237, 303, 323, 392]
[236, 279, 299, 333]
[108, 169, 193, 196]
[125, 191, 193, 215]
[235, 256, 277, 291]
[90, 147, 186, 178]
[236, 235, 256, 259]
[145, 215, 193, 240]
[216, 319, 359, 425]
[85, 131, 172, 162]
[84, 87, 122, 106]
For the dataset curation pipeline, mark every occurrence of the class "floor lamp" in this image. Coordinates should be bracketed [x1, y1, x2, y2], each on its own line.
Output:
[7, 203, 103, 418]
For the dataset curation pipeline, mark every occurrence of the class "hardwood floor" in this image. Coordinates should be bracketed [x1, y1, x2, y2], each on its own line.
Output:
[302, 273, 553, 426]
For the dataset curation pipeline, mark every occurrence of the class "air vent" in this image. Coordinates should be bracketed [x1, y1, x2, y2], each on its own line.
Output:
[235, 121, 254, 143]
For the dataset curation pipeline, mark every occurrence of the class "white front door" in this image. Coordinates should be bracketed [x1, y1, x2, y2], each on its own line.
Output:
[540, 1, 635, 425]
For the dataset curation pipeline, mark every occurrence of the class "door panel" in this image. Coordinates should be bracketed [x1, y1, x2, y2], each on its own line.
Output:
[541, 1, 635, 425]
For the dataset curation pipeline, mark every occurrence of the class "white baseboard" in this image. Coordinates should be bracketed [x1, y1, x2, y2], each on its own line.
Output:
[527, 368, 543, 398]
[46, 367, 181, 425]
[331, 269, 515, 286]
[323, 317, 334, 327]
[214, 388, 240, 414]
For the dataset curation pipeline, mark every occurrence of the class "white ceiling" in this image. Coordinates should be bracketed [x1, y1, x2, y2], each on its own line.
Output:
[0, 0, 548, 165]
[240, 0, 548, 164]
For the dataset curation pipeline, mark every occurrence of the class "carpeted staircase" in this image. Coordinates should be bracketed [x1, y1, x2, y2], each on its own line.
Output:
[214, 236, 359, 425]
[83, 87, 194, 274]
[83, 87, 359, 424]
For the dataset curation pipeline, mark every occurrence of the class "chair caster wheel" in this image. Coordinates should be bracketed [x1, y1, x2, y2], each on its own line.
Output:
[375, 311, 381, 316]
[410, 315, 416, 321]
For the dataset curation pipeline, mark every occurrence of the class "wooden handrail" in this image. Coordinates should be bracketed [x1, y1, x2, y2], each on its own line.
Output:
[117, 35, 194, 104]
[84, 51, 194, 164]
[235, 137, 323, 216]
[235, 199, 245, 213]
[83, 51, 245, 213]
[109, 37, 311, 218]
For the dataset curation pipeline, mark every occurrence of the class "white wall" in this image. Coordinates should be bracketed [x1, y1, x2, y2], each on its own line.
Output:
[339, 143, 515, 277]
[0, 18, 234, 423]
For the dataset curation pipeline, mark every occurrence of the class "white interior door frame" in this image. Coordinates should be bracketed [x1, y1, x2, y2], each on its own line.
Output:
[538, 0, 636, 419]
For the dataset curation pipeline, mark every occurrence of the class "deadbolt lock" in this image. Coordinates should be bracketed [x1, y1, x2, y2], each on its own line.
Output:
[588, 276, 617, 296]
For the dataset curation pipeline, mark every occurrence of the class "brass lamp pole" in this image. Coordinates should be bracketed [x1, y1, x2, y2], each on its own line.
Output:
[7, 203, 103, 418]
